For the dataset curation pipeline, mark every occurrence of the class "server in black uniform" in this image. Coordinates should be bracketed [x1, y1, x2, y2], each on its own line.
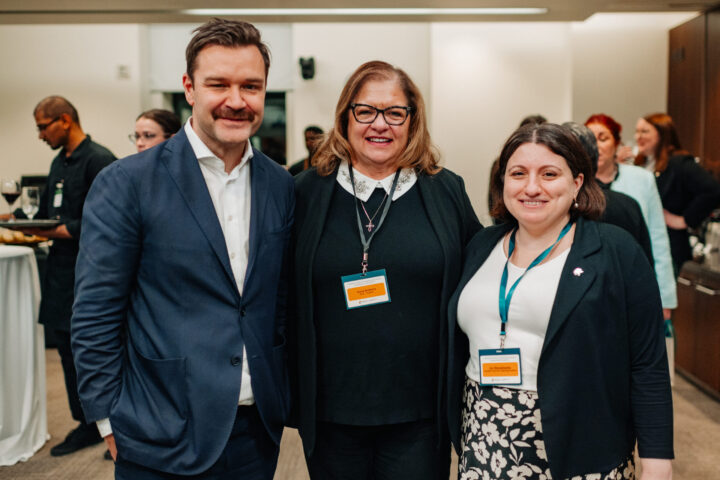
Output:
[19, 96, 115, 456]
[290, 61, 481, 479]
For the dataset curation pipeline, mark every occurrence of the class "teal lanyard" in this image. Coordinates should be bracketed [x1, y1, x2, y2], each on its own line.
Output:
[498, 221, 573, 348]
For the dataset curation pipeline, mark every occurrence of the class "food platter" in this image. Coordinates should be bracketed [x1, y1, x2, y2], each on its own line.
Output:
[0, 219, 60, 229]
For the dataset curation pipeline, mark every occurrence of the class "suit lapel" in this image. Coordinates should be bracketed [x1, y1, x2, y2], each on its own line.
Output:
[161, 130, 238, 298]
[244, 149, 270, 290]
[541, 218, 600, 355]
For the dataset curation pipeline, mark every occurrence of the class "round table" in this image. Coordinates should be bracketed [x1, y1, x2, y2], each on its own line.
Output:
[0, 245, 48, 465]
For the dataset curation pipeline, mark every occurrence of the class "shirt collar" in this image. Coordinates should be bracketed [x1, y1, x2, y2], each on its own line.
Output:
[184, 119, 252, 177]
[336, 160, 417, 202]
[60, 135, 92, 163]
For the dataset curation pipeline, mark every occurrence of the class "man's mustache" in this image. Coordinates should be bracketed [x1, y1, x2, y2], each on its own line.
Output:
[213, 108, 255, 122]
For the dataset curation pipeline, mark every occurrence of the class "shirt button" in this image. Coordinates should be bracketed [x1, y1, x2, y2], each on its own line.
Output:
[230, 252, 236, 259]
[228, 215, 233, 221]
[231, 356, 241, 366]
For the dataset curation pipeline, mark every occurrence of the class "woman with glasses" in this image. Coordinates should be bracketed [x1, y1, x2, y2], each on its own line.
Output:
[290, 60, 481, 479]
[130, 109, 181, 152]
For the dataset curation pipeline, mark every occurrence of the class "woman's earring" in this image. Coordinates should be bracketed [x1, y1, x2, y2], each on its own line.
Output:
[573, 196, 579, 208]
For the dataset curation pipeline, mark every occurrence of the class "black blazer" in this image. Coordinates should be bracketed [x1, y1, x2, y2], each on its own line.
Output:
[447, 218, 673, 479]
[290, 166, 481, 455]
[656, 154, 720, 268]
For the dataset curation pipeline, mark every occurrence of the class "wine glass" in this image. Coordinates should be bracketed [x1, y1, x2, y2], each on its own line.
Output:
[21, 186, 40, 220]
[1, 178, 21, 216]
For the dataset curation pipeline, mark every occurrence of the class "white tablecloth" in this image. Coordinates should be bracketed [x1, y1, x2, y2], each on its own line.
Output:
[0, 245, 47, 465]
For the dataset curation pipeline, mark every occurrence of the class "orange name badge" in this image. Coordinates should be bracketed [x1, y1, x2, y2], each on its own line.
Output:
[341, 269, 391, 309]
[478, 348, 522, 386]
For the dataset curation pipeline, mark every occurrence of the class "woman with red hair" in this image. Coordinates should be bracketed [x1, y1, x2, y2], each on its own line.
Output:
[633, 113, 720, 273]
[585, 113, 676, 320]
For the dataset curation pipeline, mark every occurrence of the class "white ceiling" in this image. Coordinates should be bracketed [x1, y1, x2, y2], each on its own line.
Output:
[1, 0, 718, 24]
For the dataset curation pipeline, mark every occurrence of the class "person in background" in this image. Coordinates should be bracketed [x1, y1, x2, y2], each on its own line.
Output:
[130, 109, 181, 152]
[291, 60, 481, 480]
[19, 95, 116, 457]
[72, 18, 293, 479]
[288, 125, 324, 175]
[563, 121, 653, 264]
[633, 113, 720, 274]
[489, 115, 547, 222]
[449, 122, 673, 480]
[585, 114, 677, 320]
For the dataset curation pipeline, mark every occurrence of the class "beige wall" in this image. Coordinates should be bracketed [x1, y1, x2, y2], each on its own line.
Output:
[571, 13, 687, 144]
[287, 23, 431, 166]
[0, 13, 696, 220]
[430, 22, 574, 224]
[0, 25, 142, 181]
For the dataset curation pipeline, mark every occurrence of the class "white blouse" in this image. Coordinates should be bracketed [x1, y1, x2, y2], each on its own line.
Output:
[457, 237, 569, 392]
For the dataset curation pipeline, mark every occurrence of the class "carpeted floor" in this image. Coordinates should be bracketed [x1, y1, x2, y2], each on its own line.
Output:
[0, 349, 718, 479]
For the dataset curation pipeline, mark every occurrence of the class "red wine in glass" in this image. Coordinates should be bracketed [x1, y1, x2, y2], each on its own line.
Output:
[2, 191, 20, 205]
[2, 178, 21, 213]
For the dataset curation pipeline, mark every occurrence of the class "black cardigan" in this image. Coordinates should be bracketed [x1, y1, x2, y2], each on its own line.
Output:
[656, 154, 720, 268]
[290, 166, 481, 455]
[447, 218, 673, 479]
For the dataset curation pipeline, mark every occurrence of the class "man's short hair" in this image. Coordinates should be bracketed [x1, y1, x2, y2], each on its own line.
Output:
[185, 18, 271, 82]
[304, 125, 324, 135]
[34, 96, 80, 124]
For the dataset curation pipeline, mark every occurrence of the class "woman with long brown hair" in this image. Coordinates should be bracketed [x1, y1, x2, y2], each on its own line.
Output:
[634, 113, 720, 273]
[290, 60, 481, 479]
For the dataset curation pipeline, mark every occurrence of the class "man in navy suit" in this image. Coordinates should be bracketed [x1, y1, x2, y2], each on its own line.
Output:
[71, 18, 294, 479]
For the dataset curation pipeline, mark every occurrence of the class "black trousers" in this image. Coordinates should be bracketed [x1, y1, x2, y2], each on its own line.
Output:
[306, 419, 450, 480]
[115, 406, 279, 480]
[54, 329, 88, 424]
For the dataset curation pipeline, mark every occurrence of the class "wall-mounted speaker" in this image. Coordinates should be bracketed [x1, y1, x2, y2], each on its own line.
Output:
[299, 57, 315, 80]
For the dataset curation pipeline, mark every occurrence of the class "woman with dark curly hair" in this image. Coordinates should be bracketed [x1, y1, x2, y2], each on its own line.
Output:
[448, 123, 673, 480]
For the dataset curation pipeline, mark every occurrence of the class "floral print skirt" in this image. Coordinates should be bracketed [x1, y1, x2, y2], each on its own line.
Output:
[459, 377, 635, 480]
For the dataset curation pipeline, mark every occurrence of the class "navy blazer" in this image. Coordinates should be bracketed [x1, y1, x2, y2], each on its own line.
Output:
[290, 166, 481, 455]
[72, 129, 294, 475]
[447, 218, 673, 479]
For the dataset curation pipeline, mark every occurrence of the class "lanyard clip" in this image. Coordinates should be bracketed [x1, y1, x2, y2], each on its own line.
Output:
[361, 252, 369, 276]
[499, 333, 506, 350]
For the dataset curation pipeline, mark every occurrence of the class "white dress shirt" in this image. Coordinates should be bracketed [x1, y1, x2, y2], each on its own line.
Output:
[457, 238, 569, 392]
[97, 119, 255, 438]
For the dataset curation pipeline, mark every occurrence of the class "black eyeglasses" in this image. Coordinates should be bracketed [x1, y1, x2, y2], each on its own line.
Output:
[128, 132, 160, 143]
[36, 117, 61, 132]
[349, 103, 413, 126]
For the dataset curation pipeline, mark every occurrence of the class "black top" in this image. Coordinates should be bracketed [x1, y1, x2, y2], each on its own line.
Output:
[37, 135, 115, 330]
[288, 159, 307, 176]
[448, 219, 673, 480]
[39, 135, 116, 255]
[313, 184, 443, 424]
[596, 183, 654, 267]
[655, 154, 720, 270]
[291, 166, 481, 455]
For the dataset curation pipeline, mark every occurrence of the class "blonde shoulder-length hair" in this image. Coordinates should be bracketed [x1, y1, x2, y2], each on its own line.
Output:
[313, 60, 441, 176]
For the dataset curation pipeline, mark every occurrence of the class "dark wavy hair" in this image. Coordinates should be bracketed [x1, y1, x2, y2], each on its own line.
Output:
[490, 123, 605, 224]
